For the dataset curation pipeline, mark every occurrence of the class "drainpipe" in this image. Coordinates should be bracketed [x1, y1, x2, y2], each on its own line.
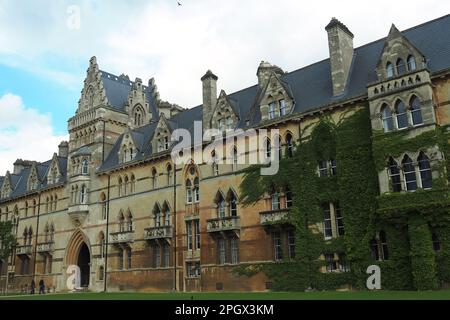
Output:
[32, 192, 42, 289]
[103, 174, 111, 292]
[173, 163, 177, 292]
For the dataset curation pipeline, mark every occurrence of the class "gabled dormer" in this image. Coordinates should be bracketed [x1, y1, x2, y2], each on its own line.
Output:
[211, 90, 239, 132]
[125, 77, 152, 128]
[27, 163, 40, 191]
[78, 56, 108, 112]
[375, 24, 426, 82]
[152, 114, 173, 153]
[258, 71, 294, 122]
[1, 171, 12, 199]
[119, 129, 139, 163]
[47, 153, 62, 185]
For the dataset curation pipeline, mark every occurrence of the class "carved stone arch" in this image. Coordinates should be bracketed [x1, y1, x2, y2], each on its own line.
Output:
[162, 200, 171, 212]
[64, 228, 92, 269]
[406, 91, 424, 106]
[183, 161, 200, 179]
[226, 187, 239, 202]
[214, 189, 226, 204]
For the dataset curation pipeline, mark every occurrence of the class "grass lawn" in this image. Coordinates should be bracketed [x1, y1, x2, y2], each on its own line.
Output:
[1, 290, 450, 300]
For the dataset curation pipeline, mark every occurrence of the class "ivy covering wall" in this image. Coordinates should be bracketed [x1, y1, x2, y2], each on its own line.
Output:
[236, 107, 450, 291]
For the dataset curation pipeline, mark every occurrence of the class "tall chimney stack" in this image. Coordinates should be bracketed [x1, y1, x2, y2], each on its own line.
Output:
[201, 70, 218, 131]
[58, 141, 69, 158]
[325, 18, 354, 96]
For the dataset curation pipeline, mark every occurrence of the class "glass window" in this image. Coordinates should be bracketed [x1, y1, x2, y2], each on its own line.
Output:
[330, 159, 337, 176]
[194, 177, 200, 203]
[127, 248, 132, 269]
[370, 239, 380, 261]
[407, 55, 417, 72]
[226, 116, 233, 130]
[279, 99, 286, 116]
[388, 157, 402, 192]
[286, 134, 293, 158]
[118, 248, 124, 270]
[271, 192, 280, 211]
[218, 199, 226, 218]
[381, 105, 394, 132]
[285, 187, 293, 208]
[318, 160, 328, 177]
[418, 152, 432, 189]
[266, 139, 272, 159]
[273, 232, 283, 261]
[396, 58, 406, 75]
[410, 96, 423, 126]
[81, 160, 89, 175]
[230, 193, 238, 217]
[335, 204, 344, 236]
[186, 179, 193, 203]
[402, 155, 417, 191]
[186, 222, 193, 251]
[268, 102, 276, 120]
[379, 231, 389, 260]
[386, 62, 394, 78]
[325, 253, 336, 272]
[395, 100, 408, 129]
[195, 220, 201, 250]
[164, 207, 171, 226]
[322, 204, 333, 239]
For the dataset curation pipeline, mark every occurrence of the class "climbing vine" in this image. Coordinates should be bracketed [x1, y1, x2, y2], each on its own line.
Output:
[237, 105, 450, 291]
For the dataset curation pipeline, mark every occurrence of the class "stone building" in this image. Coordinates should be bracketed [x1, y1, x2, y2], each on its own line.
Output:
[1, 15, 450, 293]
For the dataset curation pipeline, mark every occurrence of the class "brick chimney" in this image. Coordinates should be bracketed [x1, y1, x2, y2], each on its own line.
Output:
[325, 18, 354, 96]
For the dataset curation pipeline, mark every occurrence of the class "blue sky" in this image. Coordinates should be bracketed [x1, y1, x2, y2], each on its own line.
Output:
[0, 0, 449, 172]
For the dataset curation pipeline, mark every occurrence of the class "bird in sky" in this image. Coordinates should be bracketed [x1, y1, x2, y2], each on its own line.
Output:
[178, 2, 182, 5]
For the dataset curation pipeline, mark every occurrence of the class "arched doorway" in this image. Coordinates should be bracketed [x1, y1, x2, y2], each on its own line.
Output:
[78, 243, 90, 287]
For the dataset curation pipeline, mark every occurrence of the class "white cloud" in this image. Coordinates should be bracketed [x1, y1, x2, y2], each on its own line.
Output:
[0, 0, 449, 108]
[0, 93, 68, 173]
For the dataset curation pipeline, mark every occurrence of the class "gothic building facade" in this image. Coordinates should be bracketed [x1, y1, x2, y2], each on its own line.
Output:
[1, 15, 450, 293]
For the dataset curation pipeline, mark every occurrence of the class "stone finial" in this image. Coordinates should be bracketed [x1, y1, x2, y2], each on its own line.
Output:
[201, 70, 218, 81]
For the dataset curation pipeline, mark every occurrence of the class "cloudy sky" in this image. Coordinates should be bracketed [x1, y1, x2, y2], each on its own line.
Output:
[0, 0, 449, 172]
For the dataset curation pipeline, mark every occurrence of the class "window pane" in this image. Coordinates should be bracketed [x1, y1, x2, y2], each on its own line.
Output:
[273, 232, 282, 261]
[323, 204, 332, 239]
[418, 153, 432, 189]
[388, 158, 402, 192]
[396, 101, 408, 129]
[382, 106, 394, 132]
[402, 156, 417, 191]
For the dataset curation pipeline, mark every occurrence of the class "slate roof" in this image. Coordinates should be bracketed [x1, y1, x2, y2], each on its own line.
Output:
[0, 157, 68, 203]
[100, 71, 160, 121]
[98, 14, 450, 173]
[2, 15, 450, 197]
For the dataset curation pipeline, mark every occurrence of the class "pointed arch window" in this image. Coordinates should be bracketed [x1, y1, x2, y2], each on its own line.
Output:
[286, 133, 293, 158]
[118, 212, 125, 232]
[395, 100, 408, 129]
[193, 177, 200, 203]
[217, 194, 226, 218]
[118, 177, 123, 197]
[100, 192, 107, 220]
[410, 96, 423, 126]
[212, 151, 219, 176]
[271, 189, 280, 211]
[130, 174, 136, 194]
[396, 58, 406, 75]
[153, 205, 162, 227]
[268, 102, 276, 120]
[127, 211, 133, 231]
[228, 191, 238, 217]
[279, 99, 286, 116]
[285, 186, 293, 208]
[186, 179, 193, 204]
[265, 138, 272, 159]
[80, 185, 87, 204]
[386, 62, 394, 78]
[418, 152, 432, 189]
[381, 105, 394, 132]
[81, 159, 89, 175]
[388, 157, 402, 192]
[151, 168, 158, 189]
[167, 164, 173, 186]
[402, 155, 417, 191]
[407, 55, 417, 72]
[164, 204, 171, 226]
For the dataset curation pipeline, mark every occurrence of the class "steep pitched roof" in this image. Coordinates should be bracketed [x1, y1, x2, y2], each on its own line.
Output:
[99, 14, 450, 173]
[100, 71, 160, 120]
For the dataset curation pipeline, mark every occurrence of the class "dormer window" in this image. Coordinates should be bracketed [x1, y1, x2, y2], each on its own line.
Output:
[396, 58, 406, 76]
[407, 55, 417, 72]
[279, 99, 286, 116]
[268, 102, 276, 120]
[386, 62, 394, 78]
